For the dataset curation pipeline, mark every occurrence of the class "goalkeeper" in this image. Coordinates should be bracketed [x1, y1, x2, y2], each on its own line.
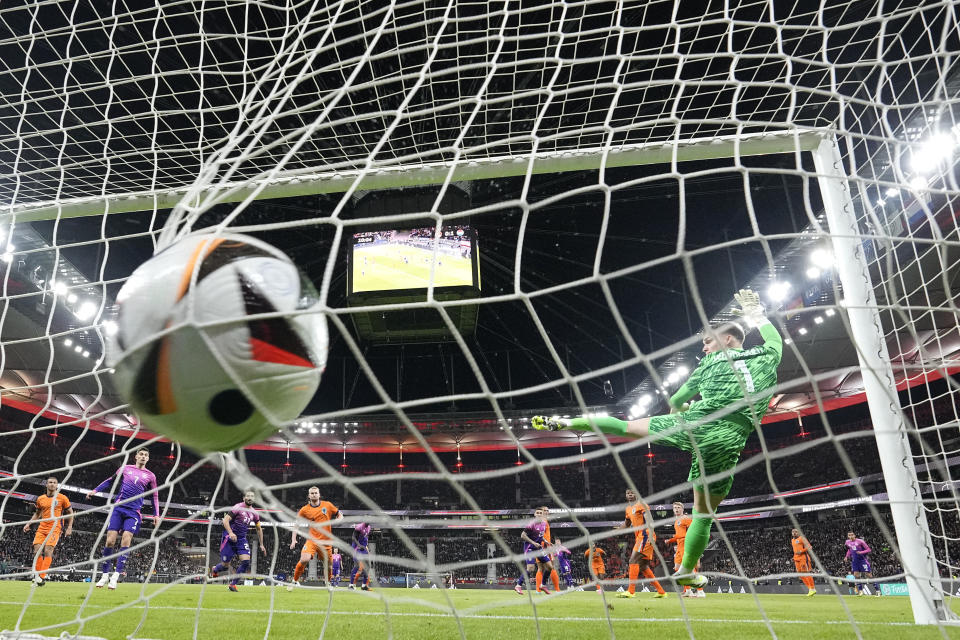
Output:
[533, 289, 782, 589]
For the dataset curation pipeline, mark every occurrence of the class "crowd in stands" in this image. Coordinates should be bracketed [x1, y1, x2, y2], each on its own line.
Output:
[2, 400, 960, 586]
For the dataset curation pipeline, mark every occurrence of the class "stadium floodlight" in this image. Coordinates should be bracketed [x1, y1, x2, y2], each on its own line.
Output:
[909, 175, 929, 190]
[766, 281, 792, 302]
[805, 266, 821, 280]
[66, 293, 78, 304]
[677, 366, 689, 376]
[814, 316, 824, 324]
[910, 133, 956, 173]
[75, 301, 97, 321]
[825, 308, 836, 317]
[73, 345, 82, 353]
[81, 350, 90, 358]
[640, 394, 652, 405]
[102, 320, 118, 336]
[666, 372, 680, 384]
[797, 327, 808, 335]
[885, 187, 899, 197]
[809, 248, 834, 270]
[63, 338, 72, 347]
[52, 280, 68, 295]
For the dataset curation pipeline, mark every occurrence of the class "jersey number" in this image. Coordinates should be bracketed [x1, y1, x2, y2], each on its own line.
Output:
[733, 360, 755, 392]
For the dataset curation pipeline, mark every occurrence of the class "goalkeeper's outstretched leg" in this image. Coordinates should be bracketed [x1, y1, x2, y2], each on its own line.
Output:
[532, 290, 783, 587]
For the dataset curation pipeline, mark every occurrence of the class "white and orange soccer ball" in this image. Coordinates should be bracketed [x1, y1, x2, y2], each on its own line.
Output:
[108, 233, 328, 452]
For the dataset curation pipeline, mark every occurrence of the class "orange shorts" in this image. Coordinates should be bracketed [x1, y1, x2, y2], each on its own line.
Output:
[794, 556, 811, 573]
[674, 543, 685, 567]
[303, 540, 332, 563]
[33, 527, 60, 547]
[632, 536, 654, 561]
[591, 563, 606, 576]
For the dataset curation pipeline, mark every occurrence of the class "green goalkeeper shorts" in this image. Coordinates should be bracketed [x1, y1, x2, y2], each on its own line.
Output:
[648, 413, 749, 496]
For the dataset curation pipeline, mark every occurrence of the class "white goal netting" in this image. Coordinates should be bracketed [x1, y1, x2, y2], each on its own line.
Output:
[0, 1, 959, 638]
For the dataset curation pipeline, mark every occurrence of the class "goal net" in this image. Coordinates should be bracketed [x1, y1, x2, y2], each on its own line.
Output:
[405, 572, 454, 589]
[0, 0, 958, 638]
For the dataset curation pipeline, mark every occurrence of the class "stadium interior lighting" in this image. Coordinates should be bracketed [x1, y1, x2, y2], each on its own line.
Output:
[875, 198, 885, 207]
[676, 366, 689, 376]
[910, 132, 956, 173]
[805, 266, 821, 279]
[766, 281, 792, 302]
[75, 301, 97, 321]
[797, 327, 808, 335]
[784, 338, 793, 345]
[63, 338, 72, 347]
[81, 350, 90, 358]
[52, 280, 68, 295]
[809, 248, 834, 270]
[73, 345, 82, 353]
[825, 308, 836, 317]
[666, 372, 680, 384]
[814, 316, 824, 324]
[885, 187, 899, 197]
[909, 175, 929, 190]
[102, 320, 118, 336]
[640, 394, 652, 405]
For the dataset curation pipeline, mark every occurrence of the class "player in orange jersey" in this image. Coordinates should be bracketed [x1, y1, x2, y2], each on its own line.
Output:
[667, 502, 704, 598]
[538, 507, 561, 593]
[288, 486, 342, 590]
[791, 528, 817, 596]
[23, 477, 74, 586]
[585, 543, 607, 592]
[614, 489, 666, 599]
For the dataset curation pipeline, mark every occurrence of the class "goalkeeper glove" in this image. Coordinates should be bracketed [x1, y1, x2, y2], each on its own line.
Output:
[733, 288, 768, 326]
[531, 416, 569, 432]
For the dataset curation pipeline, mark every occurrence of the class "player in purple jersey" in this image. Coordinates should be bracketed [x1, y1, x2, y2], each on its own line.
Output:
[331, 550, 343, 587]
[515, 507, 554, 595]
[87, 448, 160, 590]
[845, 531, 880, 596]
[209, 489, 267, 592]
[553, 539, 577, 590]
[349, 522, 372, 591]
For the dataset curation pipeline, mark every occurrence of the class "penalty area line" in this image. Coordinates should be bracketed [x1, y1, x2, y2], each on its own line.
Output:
[0, 601, 911, 626]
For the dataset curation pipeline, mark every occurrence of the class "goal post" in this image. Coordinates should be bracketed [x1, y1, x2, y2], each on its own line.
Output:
[813, 135, 949, 624]
[3, 131, 824, 223]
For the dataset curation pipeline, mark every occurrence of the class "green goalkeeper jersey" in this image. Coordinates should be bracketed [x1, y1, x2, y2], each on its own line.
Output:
[670, 323, 783, 430]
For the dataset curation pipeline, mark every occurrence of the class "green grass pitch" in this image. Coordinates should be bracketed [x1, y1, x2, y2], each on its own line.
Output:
[353, 244, 473, 292]
[2, 583, 959, 640]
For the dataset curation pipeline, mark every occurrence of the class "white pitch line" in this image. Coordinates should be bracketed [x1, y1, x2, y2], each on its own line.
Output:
[0, 601, 915, 626]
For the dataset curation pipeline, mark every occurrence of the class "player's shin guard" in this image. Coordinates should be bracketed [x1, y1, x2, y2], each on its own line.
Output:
[680, 512, 713, 573]
[643, 567, 665, 594]
[99, 547, 116, 573]
[628, 563, 640, 595]
[114, 547, 130, 573]
[550, 569, 560, 591]
[231, 560, 250, 586]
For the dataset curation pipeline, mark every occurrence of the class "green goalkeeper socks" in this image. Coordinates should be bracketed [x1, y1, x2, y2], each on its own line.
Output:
[680, 511, 713, 573]
[566, 416, 628, 437]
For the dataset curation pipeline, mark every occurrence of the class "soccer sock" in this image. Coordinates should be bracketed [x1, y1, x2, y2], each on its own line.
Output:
[351, 565, 360, 585]
[564, 572, 574, 587]
[565, 416, 628, 437]
[212, 562, 230, 574]
[628, 563, 640, 594]
[536, 569, 543, 591]
[40, 557, 52, 578]
[550, 569, 560, 591]
[34, 556, 44, 576]
[873, 582, 879, 592]
[114, 547, 130, 573]
[293, 562, 305, 582]
[643, 567, 665, 594]
[231, 560, 250, 586]
[99, 547, 115, 573]
[803, 577, 815, 590]
[680, 511, 713, 573]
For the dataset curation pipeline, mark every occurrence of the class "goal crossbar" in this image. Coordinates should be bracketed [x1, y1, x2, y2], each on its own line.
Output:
[2, 130, 824, 223]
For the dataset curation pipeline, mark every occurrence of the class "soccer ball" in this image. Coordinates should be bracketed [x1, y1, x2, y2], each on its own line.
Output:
[108, 233, 328, 452]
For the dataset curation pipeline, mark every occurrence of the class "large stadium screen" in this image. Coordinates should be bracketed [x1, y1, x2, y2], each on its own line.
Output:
[349, 226, 479, 295]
